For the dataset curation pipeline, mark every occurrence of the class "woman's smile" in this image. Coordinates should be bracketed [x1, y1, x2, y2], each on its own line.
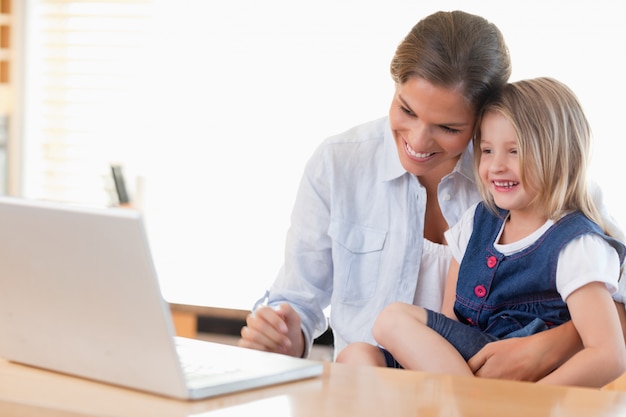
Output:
[405, 142, 436, 161]
[389, 77, 474, 181]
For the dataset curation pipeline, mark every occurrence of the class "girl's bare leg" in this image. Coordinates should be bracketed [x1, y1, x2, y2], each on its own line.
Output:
[374, 302, 472, 375]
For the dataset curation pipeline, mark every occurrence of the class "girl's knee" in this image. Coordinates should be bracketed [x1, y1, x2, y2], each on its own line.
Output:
[336, 342, 385, 366]
[374, 302, 411, 338]
[374, 303, 428, 344]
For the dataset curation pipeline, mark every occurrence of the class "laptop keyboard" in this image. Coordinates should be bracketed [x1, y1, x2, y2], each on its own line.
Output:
[181, 360, 237, 382]
[175, 338, 241, 382]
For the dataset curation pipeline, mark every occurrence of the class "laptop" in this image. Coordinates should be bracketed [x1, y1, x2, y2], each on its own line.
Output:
[0, 196, 323, 400]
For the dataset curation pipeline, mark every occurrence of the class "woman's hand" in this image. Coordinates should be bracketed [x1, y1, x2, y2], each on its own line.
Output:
[468, 336, 548, 381]
[468, 321, 581, 381]
[238, 303, 305, 357]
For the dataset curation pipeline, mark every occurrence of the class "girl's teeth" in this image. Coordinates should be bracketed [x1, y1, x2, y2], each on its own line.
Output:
[494, 181, 517, 188]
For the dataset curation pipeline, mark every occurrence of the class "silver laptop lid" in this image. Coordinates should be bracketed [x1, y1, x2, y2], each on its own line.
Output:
[0, 196, 190, 398]
[0, 196, 323, 400]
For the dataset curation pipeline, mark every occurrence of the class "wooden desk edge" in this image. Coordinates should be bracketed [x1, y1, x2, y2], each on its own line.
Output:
[169, 303, 249, 339]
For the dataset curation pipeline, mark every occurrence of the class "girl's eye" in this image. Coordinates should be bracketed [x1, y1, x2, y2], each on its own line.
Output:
[481, 148, 492, 154]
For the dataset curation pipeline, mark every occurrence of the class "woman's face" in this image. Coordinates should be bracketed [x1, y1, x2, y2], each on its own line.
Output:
[389, 77, 475, 181]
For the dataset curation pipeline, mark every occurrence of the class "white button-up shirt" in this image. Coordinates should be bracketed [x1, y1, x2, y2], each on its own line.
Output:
[257, 117, 479, 357]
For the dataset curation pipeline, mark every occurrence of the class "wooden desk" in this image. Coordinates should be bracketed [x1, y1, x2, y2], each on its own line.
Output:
[1, 357, 626, 417]
[169, 303, 626, 392]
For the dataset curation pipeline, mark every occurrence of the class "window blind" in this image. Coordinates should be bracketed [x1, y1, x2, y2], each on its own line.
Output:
[19, 0, 626, 312]
[23, 0, 153, 205]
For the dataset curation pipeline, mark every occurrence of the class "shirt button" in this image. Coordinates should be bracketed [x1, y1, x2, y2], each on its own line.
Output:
[487, 256, 497, 268]
[474, 285, 487, 298]
[443, 194, 451, 201]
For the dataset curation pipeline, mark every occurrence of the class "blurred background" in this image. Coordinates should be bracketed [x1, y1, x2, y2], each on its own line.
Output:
[3, 0, 625, 310]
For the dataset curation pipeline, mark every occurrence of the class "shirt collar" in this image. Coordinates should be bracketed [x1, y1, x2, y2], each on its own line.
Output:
[382, 121, 406, 181]
[455, 143, 476, 183]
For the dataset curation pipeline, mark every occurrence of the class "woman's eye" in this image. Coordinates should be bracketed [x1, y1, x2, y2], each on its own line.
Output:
[440, 125, 460, 134]
[400, 106, 414, 116]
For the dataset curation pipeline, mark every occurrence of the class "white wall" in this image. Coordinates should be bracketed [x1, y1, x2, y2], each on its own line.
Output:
[25, 0, 626, 310]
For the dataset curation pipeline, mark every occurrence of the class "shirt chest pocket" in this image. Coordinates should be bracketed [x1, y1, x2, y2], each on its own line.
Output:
[328, 219, 387, 303]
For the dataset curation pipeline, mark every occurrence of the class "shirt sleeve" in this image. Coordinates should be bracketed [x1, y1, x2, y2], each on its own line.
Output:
[556, 233, 621, 301]
[266, 141, 334, 355]
[587, 180, 626, 303]
[444, 202, 479, 264]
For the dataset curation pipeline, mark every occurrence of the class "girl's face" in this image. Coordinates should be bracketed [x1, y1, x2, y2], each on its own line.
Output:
[389, 77, 475, 182]
[478, 111, 539, 215]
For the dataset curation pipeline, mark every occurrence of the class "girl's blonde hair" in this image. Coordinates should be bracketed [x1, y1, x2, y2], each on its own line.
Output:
[474, 77, 608, 232]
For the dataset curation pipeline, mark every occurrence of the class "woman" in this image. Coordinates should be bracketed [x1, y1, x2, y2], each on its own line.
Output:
[238, 10, 626, 381]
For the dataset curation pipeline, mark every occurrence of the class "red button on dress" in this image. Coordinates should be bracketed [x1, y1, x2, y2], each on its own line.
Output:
[487, 256, 497, 268]
[474, 285, 487, 298]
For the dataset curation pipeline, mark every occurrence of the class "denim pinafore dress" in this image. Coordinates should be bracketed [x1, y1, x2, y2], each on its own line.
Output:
[454, 203, 626, 339]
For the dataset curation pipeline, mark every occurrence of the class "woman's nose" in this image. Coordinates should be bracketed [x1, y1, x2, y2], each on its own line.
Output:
[406, 121, 431, 149]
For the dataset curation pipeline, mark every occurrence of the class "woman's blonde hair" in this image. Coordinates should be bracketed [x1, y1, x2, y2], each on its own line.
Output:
[474, 77, 607, 232]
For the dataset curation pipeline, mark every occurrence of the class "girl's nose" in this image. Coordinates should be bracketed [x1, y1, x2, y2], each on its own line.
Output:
[489, 152, 507, 173]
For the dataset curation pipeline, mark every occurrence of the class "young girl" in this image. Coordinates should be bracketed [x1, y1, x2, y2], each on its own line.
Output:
[337, 77, 626, 388]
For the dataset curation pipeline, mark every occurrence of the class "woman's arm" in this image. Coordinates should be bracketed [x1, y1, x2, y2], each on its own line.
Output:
[468, 299, 626, 383]
[539, 282, 626, 387]
[615, 300, 626, 344]
[468, 319, 581, 381]
[441, 259, 460, 320]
